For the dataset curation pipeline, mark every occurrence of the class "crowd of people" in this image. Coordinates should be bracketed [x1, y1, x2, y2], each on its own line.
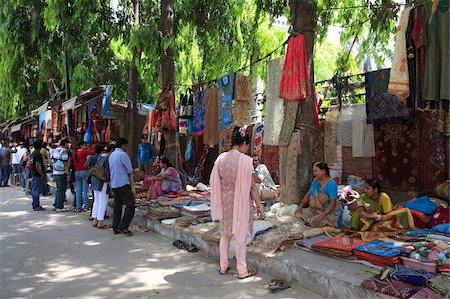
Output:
[1, 127, 395, 280]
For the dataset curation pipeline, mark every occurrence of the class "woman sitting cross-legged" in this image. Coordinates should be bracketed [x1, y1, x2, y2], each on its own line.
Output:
[146, 157, 182, 198]
[349, 178, 393, 231]
[296, 162, 342, 228]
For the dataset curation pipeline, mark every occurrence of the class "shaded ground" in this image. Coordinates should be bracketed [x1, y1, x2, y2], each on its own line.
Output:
[0, 186, 322, 299]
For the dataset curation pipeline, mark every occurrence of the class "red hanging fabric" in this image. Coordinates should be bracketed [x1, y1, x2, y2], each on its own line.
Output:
[278, 34, 311, 101]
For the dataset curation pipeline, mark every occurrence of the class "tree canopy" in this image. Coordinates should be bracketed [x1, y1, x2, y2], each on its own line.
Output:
[0, 0, 400, 121]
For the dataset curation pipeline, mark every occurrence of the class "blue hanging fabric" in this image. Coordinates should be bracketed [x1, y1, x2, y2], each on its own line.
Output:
[185, 138, 193, 161]
[84, 120, 92, 143]
[102, 85, 111, 116]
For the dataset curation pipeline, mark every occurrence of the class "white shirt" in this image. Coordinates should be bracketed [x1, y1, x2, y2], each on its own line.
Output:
[12, 146, 27, 165]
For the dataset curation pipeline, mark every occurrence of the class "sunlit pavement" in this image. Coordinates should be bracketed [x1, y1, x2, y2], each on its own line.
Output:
[0, 186, 322, 299]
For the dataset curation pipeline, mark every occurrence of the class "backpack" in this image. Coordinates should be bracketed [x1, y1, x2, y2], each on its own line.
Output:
[89, 158, 107, 181]
[52, 147, 67, 172]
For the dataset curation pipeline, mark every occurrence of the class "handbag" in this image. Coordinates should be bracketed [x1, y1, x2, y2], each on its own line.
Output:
[89, 160, 107, 182]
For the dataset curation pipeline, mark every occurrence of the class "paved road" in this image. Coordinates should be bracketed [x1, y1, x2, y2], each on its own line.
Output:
[0, 186, 322, 299]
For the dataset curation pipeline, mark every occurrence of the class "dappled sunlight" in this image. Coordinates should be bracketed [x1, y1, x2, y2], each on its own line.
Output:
[0, 210, 30, 218]
[83, 240, 102, 246]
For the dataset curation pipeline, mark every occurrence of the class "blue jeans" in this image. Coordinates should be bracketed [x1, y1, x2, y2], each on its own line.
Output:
[1, 165, 10, 186]
[75, 171, 89, 209]
[31, 176, 44, 209]
[22, 168, 30, 188]
[54, 174, 67, 209]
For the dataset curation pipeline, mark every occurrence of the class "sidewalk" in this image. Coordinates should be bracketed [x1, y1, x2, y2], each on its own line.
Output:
[130, 207, 391, 299]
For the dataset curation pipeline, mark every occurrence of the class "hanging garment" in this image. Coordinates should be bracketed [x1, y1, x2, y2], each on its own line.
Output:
[218, 73, 235, 129]
[419, 110, 446, 191]
[161, 90, 178, 132]
[412, 6, 426, 108]
[388, 7, 413, 101]
[179, 89, 194, 119]
[263, 57, 285, 146]
[192, 91, 205, 136]
[278, 34, 311, 101]
[352, 104, 375, 158]
[279, 132, 300, 204]
[233, 76, 252, 125]
[204, 88, 220, 146]
[252, 122, 264, 156]
[278, 101, 299, 146]
[366, 69, 413, 124]
[336, 105, 354, 147]
[324, 108, 340, 164]
[423, 3, 450, 102]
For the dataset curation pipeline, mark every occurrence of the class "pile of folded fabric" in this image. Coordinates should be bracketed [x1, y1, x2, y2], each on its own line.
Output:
[399, 240, 449, 273]
[311, 236, 366, 257]
[354, 241, 401, 267]
[361, 264, 447, 298]
[181, 203, 211, 218]
[146, 206, 181, 220]
[400, 195, 448, 229]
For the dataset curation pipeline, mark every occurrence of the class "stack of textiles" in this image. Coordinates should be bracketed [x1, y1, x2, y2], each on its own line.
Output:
[311, 236, 366, 257]
[181, 203, 211, 218]
[354, 241, 401, 267]
[381, 264, 437, 286]
[426, 275, 450, 297]
[146, 206, 181, 220]
[361, 275, 422, 298]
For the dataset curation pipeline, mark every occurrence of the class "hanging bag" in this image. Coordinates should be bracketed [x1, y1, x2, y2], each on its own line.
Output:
[156, 87, 170, 111]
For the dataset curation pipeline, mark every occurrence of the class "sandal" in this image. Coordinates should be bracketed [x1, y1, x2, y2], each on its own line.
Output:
[186, 243, 199, 252]
[92, 220, 98, 227]
[172, 240, 187, 249]
[97, 223, 112, 229]
[238, 269, 257, 279]
[219, 267, 230, 275]
[268, 279, 291, 291]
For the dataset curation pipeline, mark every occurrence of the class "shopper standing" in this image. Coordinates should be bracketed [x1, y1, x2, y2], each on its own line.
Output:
[1, 141, 17, 187]
[72, 141, 95, 212]
[109, 138, 135, 235]
[30, 140, 46, 211]
[52, 139, 70, 212]
[137, 134, 154, 175]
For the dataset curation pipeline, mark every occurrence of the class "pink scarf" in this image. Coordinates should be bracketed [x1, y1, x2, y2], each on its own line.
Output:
[210, 152, 253, 238]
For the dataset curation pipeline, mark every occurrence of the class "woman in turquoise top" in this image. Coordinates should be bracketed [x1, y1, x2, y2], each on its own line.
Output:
[296, 162, 341, 227]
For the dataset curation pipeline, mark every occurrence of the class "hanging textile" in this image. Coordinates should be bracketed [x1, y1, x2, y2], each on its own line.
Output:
[101, 85, 111, 116]
[234, 75, 251, 102]
[412, 6, 426, 108]
[387, 7, 413, 100]
[419, 110, 446, 190]
[278, 34, 311, 101]
[352, 104, 375, 158]
[179, 90, 194, 119]
[218, 73, 235, 129]
[263, 57, 285, 146]
[324, 107, 340, 164]
[278, 101, 299, 146]
[280, 132, 300, 204]
[373, 118, 420, 191]
[179, 119, 189, 135]
[366, 69, 413, 124]
[233, 76, 252, 125]
[262, 145, 280, 184]
[337, 105, 354, 147]
[203, 88, 220, 146]
[422, 3, 449, 102]
[252, 122, 264, 156]
[219, 125, 236, 154]
[192, 91, 205, 136]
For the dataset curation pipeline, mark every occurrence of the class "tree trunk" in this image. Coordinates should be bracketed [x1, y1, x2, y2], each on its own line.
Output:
[291, 0, 316, 199]
[126, 0, 140, 165]
[160, 0, 181, 169]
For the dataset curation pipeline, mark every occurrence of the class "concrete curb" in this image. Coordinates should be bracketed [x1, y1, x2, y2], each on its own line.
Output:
[131, 208, 390, 299]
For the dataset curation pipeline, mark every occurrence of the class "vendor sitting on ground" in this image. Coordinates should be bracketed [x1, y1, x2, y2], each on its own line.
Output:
[349, 178, 393, 231]
[296, 162, 341, 228]
[146, 157, 182, 198]
[252, 154, 279, 200]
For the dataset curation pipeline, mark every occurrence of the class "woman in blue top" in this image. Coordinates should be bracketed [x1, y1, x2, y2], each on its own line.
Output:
[296, 162, 341, 228]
